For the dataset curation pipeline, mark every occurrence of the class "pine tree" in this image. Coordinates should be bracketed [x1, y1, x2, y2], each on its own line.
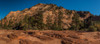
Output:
[46, 15, 52, 29]
[71, 13, 80, 31]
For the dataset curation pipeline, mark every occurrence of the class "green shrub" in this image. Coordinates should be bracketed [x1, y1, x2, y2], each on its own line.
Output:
[80, 29, 88, 31]
[88, 26, 97, 32]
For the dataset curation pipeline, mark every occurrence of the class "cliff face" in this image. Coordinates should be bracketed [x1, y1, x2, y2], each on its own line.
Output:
[0, 3, 92, 30]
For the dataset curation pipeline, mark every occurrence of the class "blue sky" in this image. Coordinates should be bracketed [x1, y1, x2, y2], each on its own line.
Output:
[0, 0, 100, 19]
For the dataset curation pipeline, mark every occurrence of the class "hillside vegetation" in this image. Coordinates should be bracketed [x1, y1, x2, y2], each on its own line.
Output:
[0, 3, 99, 31]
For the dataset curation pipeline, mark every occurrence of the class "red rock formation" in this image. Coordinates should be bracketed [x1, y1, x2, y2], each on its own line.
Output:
[1, 3, 92, 29]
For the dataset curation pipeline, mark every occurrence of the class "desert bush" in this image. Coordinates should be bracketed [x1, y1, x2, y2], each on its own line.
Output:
[88, 26, 97, 32]
[80, 28, 88, 31]
[51, 26, 62, 31]
[94, 22, 100, 31]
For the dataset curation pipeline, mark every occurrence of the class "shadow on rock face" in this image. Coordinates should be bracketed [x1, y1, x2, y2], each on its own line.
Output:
[19, 39, 43, 44]
[7, 34, 18, 39]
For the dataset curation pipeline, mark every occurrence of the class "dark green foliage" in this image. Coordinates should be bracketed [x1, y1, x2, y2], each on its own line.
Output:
[88, 26, 97, 32]
[70, 13, 81, 31]
[46, 15, 52, 29]
[70, 13, 98, 32]
[51, 20, 62, 31]
[8, 20, 13, 27]
[85, 16, 98, 31]
[0, 19, 2, 28]
[13, 21, 23, 30]
[92, 21, 100, 31]
[12, 11, 46, 30]
[50, 11, 63, 30]
[58, 11, 63, 29]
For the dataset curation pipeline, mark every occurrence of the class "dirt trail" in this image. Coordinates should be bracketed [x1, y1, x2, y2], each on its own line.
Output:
[0, 30, 100, 44]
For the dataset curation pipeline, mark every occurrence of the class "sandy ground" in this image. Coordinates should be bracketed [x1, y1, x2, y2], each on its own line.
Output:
[0, 30, 100, 44]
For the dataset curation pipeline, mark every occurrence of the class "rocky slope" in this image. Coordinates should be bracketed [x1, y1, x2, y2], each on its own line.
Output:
[0, 3, 92, 30]
[0, 30, 100, 44]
